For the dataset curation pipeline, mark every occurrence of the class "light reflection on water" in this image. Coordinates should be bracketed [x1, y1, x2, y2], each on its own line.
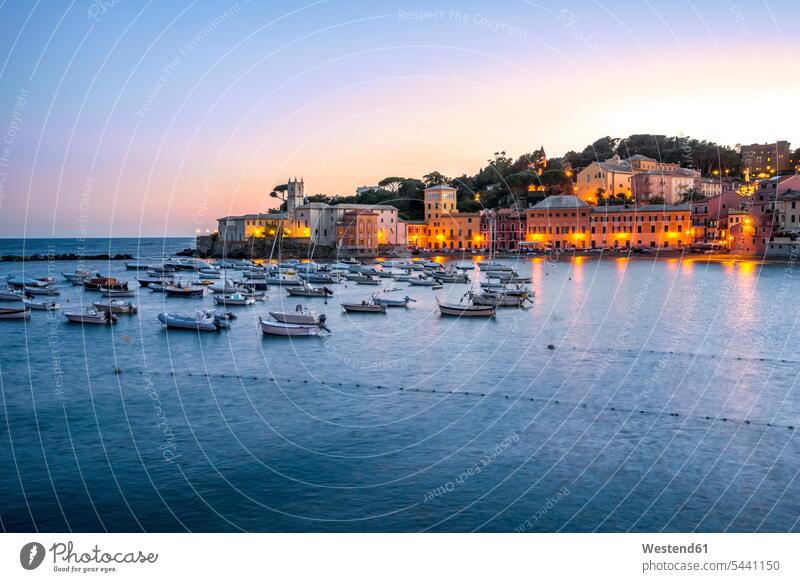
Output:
[1, 253, 799, 532]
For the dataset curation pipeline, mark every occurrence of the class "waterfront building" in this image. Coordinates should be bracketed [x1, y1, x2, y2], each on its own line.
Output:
[575, 154, 680, 203]
[740, 141, 792, 178]
[690, 191, 750, 245]
[490, 208, 526, 251]
[336, 209, 379, 251]
[632, 168, 700, 204]
[751, 175, 800, 254]
[523, 195, 692, 250]
[416, 184, 484, 250]
[216, 212, 287, 241]
[290, 202, 401, 247]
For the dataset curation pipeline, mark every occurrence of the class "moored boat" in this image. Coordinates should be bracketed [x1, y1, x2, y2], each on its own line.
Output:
[23, 299, 59, 311]
[408, 276, 437, 286]
[92, 300, 138, 314]
[341, 298, 386, 313]
[259, 318, 324, 337]
[214, 292, 255, 306]
[436, 298, 496, 317]
[269, 305, 325, 325]
[0, 289, 25, 301]
[164, 284, 204, 298]
[23, 285, 60, 296]
[100, 288, 135, 298]
[84, 277, 128, 292]
[286, 283, 333, 297]
[63, 308, 117, 325]
[126, 261, 151, 270]
[374, 295, 415, 307]
[157, 309, 229, 331]
[0, 307, 31, 319]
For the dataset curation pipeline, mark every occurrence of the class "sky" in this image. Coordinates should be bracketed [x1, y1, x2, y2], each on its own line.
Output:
[0, 0, 798, 237]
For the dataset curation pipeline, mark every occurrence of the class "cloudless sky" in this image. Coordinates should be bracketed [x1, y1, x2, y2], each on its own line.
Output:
[0, 0, 797, 236]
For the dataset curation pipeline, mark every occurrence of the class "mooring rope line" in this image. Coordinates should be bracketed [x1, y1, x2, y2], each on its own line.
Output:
[119, 369, 799, 434]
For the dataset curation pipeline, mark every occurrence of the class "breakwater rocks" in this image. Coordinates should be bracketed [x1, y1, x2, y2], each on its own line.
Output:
[0, 253, 135, 262]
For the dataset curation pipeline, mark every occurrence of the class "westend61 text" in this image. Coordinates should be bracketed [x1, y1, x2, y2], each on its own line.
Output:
[642, 543, 708, 554]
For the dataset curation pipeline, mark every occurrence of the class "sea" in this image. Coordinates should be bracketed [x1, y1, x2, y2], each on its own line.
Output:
[1, 240, 799, 532]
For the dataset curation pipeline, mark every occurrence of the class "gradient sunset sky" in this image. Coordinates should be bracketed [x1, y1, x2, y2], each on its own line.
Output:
[0, 0, 797, 237]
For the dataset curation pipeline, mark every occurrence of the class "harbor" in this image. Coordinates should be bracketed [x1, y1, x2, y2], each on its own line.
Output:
[1, 245, 799, 532]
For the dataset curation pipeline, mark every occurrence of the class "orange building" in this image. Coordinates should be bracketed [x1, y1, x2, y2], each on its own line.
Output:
[417, 185, 485, 250]
[524, 195, 693, 250]
[336, 210, 379, 251]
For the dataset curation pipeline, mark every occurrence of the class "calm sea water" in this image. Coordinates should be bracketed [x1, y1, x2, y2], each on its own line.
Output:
[1, 248, 799, 532]
[0, 237, 195, 258]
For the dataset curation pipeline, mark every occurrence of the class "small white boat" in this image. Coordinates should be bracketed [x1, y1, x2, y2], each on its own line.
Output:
[164, 285, 204, 298]
[259, 317, 323, 337]
[433, 272, 470, 283]
[23, 299, 60, 311]
[63, 308, 117, 325]
[92, 300, 138, 314]
[374, 295, 415, 308]
[101, 288, 135, 298]
[0, 289, 25, 301]
[208, 280, 243, 294]
[269, 305, 325, 325]
[470, 291, 529, 307]
[0, 307, 31, 319]
[198, 269, 221, 279]
[408, 277, 436, 286]
[214, 293, 255, 306]
[157, 309, 229, 331]
[299, 272, 338, 284]
[23, 285, 60, 296]
[62, 270, 100, 284]
[126, 261, 152, 270]
[286, 283, 334, 297]
[477, 261, 513, 271]
[341, 299, 386, 313]
[392, 274, 413, 282]
[436, 298, 495, 317]
[265, 275, 303, 286]
[354, 275, 381, 285]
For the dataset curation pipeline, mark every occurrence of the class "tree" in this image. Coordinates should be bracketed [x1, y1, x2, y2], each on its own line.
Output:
[647, 195, 666, 205]
[422, 171, 449, 187]
[378, 177, 405, 192]
[679, 189, 705, 203]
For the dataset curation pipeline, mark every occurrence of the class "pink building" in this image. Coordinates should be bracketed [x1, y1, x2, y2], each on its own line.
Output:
[632, 168, 700, 204]
[751, 175, 800, 253]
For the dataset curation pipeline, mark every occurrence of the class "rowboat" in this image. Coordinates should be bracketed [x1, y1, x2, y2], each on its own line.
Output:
[24, 285, 60, 296]
[7, 276, 52, 288]
[157, 309, 230, 331]
[264, 275, 303, 286]
[214, 293, 255, 306]
[477, 261, 513, 271]
[126, 261, 151, 270]
[62, 270, 100, 284]
[197, 269, 221, 279]
[138, 277, 167, 288]
[374, 295, 415, 308]
[164, 285, 204, 298]
[23, 299, 59, 311]
[469, 291, 529, 307]
[354, 275, 381, 285]
[299, 272, 339, 284]
[259, 318, 324, 337]
[101, 288, 135, 298]
[0, 307, 31, 319]
[84, 277, 128, 292]
[63, 308, 117, 325]
[92, 300, 138, 314]
[269, 306, 325, 325]
[436, 298, 495, 317]
[392, 273, 413, 282]
[341, 299, 386, 313]
[208, 280, 243, 294]
[0, 289, 25, 301]
[433, 272, 470, 283]
[286, 283, 333, 297]
[408, 277, 437, 286]
[148, 265, 176, 275]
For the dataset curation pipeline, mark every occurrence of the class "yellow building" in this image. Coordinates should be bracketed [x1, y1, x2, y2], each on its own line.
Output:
[418, 185, 484, 250]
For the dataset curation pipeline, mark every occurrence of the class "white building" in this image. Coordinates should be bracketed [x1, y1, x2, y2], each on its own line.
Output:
[291, 202, 402, 246]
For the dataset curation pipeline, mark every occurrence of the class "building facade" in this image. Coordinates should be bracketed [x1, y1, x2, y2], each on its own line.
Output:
[337, 210, 379, 250]
[740, 141, 792, 177]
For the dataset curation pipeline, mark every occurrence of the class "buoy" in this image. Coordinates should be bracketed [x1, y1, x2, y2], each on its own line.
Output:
[547, 344, 555, 350]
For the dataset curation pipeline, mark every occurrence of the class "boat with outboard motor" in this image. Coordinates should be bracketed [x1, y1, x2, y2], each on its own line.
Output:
[23, 299, 59, 311]
[0, 307, 31, 319]
[158, 309, 231, 331]
[92, 300, 138, 314]
[286, 283, 334, 297]
[436, 297, 496, 317]
[84, 277, 129, 292]
[374, 295, 415, 308]
[63, 308, 117, 325]
[214, 292, 255, 306]
[258, 317, 326, 337]
[341, 297, 386, 313]
[269, 305, 325, 325]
